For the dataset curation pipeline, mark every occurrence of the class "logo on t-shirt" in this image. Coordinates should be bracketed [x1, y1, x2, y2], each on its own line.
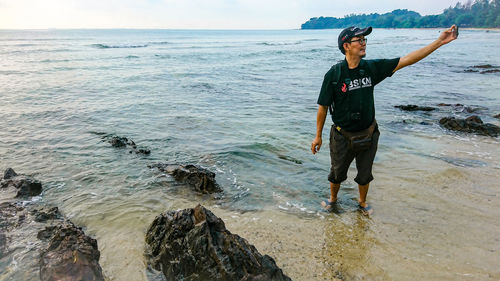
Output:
[348, 77, 372, 91]
[341, 83, 347, 93]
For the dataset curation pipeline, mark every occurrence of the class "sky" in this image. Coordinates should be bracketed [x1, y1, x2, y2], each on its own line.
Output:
[0, 0, 462, 29]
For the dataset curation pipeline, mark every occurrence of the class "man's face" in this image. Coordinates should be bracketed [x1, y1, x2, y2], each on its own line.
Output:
[344, 36, 367, 58]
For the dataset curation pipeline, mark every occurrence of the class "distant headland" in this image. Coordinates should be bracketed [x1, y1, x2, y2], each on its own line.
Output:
[301, 0, 500, 29]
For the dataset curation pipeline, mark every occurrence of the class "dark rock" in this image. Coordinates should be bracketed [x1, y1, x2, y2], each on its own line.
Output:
[437, 103, 464, 107]
[278, 155, 303, 164]
[494, 113, 500, 119]
[0, 169, 105, 281]
[4, 168, 18, 179]
[480, 69, 500, 74]
[395, 104, 435, 111]
[137, 148, 151, 155]
[439, 115, 500, 137]
[465, 115, 483, 124]
[145, 205, 291, 281]
[102, 134, 151, 155]
[465, 65, 500, 74]
[0, 169, 42, 198]
[32, 206, 61, 222]
[39, 222, 105, 281]
[150, 163, 222, 194]
[473, 64, 494, 69]
[109, 136, 128, 147]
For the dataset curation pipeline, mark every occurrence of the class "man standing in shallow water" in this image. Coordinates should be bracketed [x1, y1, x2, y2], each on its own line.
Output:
[311, 25, 458, 215]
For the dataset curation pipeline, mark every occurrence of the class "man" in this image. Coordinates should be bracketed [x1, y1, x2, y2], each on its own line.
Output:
[311, 25, 458, 215]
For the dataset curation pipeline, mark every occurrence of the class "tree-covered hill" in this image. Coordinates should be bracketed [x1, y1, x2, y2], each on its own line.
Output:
[301, 0, 500, 29]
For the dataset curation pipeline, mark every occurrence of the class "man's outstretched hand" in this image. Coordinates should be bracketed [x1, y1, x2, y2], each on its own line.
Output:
[438, 25, 458, 45]
[311, 136, 322, 154]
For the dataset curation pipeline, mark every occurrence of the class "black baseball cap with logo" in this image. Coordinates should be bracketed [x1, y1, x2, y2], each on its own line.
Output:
[338, 26, 372, 54]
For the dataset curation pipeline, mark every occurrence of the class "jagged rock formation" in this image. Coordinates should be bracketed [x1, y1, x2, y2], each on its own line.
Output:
[439, 115, 500, 137]
[39, 222, 105, 281]
[145, 205, 292, 281]
[150, 163, 222, 194]
[0, 168, 105, 281]
[0, 168, 42, 197]
[100, 134, 151, 155]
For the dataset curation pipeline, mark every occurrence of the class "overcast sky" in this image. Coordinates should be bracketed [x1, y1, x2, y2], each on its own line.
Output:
[0, 0, 462, 29]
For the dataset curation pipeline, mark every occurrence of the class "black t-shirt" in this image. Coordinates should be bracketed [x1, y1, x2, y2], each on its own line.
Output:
[317, 58, 400, 131]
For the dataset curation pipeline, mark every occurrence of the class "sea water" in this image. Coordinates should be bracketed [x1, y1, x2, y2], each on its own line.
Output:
[1, 29, 499, 280]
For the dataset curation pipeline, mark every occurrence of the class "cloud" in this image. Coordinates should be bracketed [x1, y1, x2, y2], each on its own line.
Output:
[0, 0, 462, 29]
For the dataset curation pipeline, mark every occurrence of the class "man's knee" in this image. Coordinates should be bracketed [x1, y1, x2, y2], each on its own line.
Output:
[328, 173, 347, 184]
[354, 174, 373, 185]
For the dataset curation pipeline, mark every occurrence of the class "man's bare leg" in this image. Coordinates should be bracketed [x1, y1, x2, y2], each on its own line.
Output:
[358, 183, 369, 207]
[330, 182, 340, 203]
[322, 182, 340, 209]
[358, 183, 373, 215]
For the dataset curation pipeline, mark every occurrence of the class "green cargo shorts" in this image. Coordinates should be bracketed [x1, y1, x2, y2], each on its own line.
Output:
[328, 125, 380, 185]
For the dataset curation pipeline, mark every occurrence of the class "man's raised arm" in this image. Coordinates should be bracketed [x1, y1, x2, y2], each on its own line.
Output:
[393, 25, 458, 73]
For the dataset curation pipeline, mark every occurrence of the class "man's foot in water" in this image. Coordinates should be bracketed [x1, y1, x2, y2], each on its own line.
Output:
[321, 198, 337, 211]
[358, 202, 374, 216]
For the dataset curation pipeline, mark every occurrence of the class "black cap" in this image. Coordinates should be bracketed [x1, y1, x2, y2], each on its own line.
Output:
[338, 26, 372, 54]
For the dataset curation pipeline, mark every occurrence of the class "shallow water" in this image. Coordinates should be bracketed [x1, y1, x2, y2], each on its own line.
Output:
[0, 29, 499, 280]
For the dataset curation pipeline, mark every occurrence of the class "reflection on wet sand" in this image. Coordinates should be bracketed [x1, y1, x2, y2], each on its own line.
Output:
[321, 212, 389, 280]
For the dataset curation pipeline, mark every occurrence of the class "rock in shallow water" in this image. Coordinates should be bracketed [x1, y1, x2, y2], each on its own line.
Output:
[39, 222, 105, 281]
[33, 206, 61, 222]
[0, 168, 42, 198]
[3, 168, 18, 179]
[150, 163, 222, 194]
[439, 115, 500, 137]
[465, 64, 500, 74]
[145, 205, 292, 281]
[0, 168, 105, 281]
[100, 134, 151, 155]
[394, 104, 435, 111]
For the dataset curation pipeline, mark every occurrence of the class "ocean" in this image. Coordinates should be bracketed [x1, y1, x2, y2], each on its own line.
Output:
[1, 28, 499, 280]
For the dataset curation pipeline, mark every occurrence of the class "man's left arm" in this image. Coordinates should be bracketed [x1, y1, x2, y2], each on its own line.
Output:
[393, 25, 458, 73]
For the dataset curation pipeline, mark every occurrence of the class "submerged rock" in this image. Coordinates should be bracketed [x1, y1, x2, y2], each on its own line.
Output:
[0, 168, 42, 198]
[437, 103, 463, 107]
[480, 69, 500, 74]
[0, 168, 105, 281]
[109, 136, 130, 147]
[472, 64, 494, 69]
[145, 205, 292, 281]
[100, 134, 151, 155]
[32, 206, 61, 222]
[150, 163, 222, 193]
[465, 64, 500, 74]
[1, 201, 104, 281]
[278, 155, 303, 164]
[39, 222, 105, 281]
[395, 104, 435, 112]
[439, 115, 500, 137]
